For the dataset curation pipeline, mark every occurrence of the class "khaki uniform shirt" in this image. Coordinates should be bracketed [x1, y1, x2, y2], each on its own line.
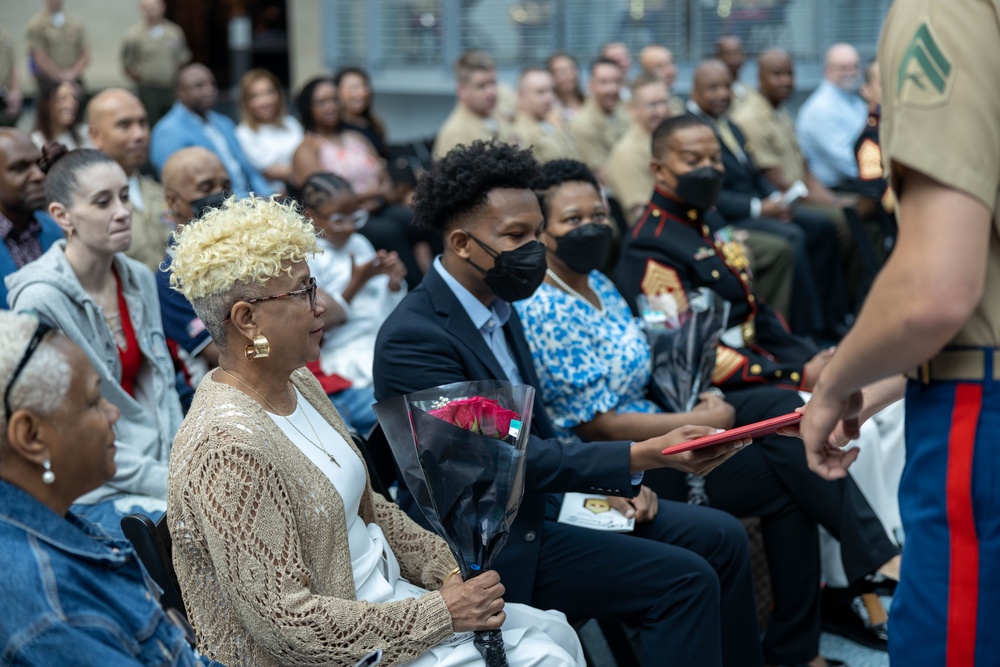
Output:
[568, 97, 630, 170]
[124, 174, 171, 273]
[121, 20, 191, 88]
[880, 0, 1000, 347]
[25, 10, 87, 71]
[0, 26, 14, 90]
[667, 96, 686, 119]
[605, 123, 654, 215]
[731, 90, 805, 184]
[509, 112, 578, 164]
[432, 104, 508, 160]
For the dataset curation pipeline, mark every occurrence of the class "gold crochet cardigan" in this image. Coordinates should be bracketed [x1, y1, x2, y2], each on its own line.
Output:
[168, 368, 458, 667]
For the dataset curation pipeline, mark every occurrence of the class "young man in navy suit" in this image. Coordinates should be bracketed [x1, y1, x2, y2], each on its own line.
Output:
[373, 140, 764, 667]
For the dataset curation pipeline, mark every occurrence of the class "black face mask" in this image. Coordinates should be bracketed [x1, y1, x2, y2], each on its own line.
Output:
[551, 223, 614, 274]
[189, 191, 227, 221]
[675, 167, 725, 210]
[466, 232, 548, 302]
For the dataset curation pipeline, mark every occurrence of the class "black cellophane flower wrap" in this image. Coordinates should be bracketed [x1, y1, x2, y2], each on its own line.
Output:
[372, 380, 535, 667]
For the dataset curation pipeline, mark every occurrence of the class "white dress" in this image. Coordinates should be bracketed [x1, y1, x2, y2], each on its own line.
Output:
[234, 116, 303, 193]
[268, 388, 585, 667]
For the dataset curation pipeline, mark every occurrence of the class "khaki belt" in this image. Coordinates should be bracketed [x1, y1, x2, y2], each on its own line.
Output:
[905, 349, 1000, 383]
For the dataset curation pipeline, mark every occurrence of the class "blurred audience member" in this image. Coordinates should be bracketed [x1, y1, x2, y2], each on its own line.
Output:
[293, 77, 425, 286]
[854, 59, 893, 216]
[606, 72, 672, 222]
[151, 63, 273, 196]
[599, 41, 633, 77]
[31, 80, 90, 150]
[511, 67, 578, 164]
[568, 58, 628, 176]
[688, 59, 849, 341]
[6, 145, 183, 536]
[0, 25, 22, 126]
[639, 45, 685, 117]
[335, 66, 389, 158]
[0, 310, 209, 666]
[433, 50, 506, 159]
[121, 0, 191, 126]
[25, 0, 89, 89]
[715, 34, 750, 112]
[797, 44, 868, 189]
[87, 88, 168, 273]
[235, 68, 302, 195]
[547, 52, 584, 123]
[0, 130, 62, 306]
[157, 147, 229, 385]
[300, 172, 406, 434]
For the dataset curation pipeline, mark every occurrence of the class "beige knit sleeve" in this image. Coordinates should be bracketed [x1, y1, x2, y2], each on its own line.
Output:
[186, 435, 454, 666]
[369, 493, 459, 590]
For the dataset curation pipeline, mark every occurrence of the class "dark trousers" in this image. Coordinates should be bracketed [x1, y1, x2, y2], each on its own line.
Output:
[644, 386, 899, 664]
[738, 210, 849, 340]
[532, 496, 764, 667]
[137, 84, 175, 127]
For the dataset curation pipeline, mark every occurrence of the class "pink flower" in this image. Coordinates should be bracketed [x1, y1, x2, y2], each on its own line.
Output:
[429, 396, 522, 440]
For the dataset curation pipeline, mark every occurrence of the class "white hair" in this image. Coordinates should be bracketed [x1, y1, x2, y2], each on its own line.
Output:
[0, 311, 72, 441]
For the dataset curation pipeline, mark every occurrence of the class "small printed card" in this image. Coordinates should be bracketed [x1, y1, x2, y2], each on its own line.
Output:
[556, 493, 635, 532]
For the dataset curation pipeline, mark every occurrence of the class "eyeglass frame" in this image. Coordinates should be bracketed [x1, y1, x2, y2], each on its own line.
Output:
[4, 320, 55, 422]
[322, 209, 369, 231]
[224, 277, 318, 322]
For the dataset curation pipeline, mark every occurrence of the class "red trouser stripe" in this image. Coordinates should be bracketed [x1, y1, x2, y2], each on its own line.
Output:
[945, 383, 982, 667]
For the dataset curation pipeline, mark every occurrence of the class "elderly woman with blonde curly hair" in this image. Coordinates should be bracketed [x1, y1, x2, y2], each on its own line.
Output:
[166, 195, 584, 667]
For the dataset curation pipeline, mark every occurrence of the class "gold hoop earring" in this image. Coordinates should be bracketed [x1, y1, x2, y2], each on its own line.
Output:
[66, 228, 74, 242]
[245, 334, 270, 361]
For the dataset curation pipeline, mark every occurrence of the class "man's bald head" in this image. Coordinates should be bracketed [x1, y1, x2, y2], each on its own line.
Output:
[824, 43, 861, 91]
[162, 147, 230, 225]
[87, 89, 150, 173]
[690, 59, 732, 119]
[639, 45, 677, 88]
[757, 50, 794, 107]
[176, 64, 218, 116]
[715, 34, 745, 80]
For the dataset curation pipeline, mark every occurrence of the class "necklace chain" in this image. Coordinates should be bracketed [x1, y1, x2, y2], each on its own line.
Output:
[217, 368, 340, 467]
[545, 269, 605, 313]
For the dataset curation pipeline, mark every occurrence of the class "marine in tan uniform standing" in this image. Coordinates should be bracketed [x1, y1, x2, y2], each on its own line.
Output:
[0, 25, 22, 126]
[121, 0, 192, 126]
[87, 88, 169, 273]
[605, 72, 671, 223]
[639, 44, 685, 117]
[25, 0, 89, 89]
[509, 67, 578, 164]
[568, 58, 630, 178]
[802, 2, 1000, 665]
[433, 50, 507, 159]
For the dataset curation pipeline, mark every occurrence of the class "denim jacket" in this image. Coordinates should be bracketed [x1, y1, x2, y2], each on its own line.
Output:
[0, 481, 211, 666]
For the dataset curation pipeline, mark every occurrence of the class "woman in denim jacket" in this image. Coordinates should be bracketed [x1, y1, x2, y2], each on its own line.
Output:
[4, 144, 183, 537]
[0, 310, 210, 666]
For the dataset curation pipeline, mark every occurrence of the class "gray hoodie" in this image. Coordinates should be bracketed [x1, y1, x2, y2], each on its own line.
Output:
[5, 241, 183, 505]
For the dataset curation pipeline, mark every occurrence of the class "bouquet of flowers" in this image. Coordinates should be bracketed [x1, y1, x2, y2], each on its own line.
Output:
[638, 286, 731, 413]
[372, 380, 534, 667]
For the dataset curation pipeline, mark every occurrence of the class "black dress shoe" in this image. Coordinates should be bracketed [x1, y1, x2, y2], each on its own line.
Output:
[821, 587, 888, 652]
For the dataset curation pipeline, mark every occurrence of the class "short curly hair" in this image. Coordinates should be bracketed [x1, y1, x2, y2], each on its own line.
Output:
[412, 140, 540, 234]
[168, 195, 319, 345]
[532, 159, 600, 219]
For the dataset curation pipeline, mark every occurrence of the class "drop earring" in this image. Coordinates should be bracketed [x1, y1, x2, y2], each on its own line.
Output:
[41, 459, 55, 484]
[244, 334, 271, 361]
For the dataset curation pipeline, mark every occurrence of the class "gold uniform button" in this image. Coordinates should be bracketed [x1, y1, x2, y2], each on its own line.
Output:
[652, 209, 661, 217]
[688, 210, 699, 220]
[702, 224, 710, 235]
[740, 272, 748, 281]
[750, 364, 762, 375]
[790, 372, 801, 383]
[748, 294, 755, 303]
[774, 370, 783, 378]
[711, 270, 720, 279]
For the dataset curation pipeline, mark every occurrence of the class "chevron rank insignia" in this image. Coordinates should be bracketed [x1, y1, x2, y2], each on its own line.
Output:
[897, 22, 953, 107]
[857, 138, 883, 181]
[640, 261, 689, 313]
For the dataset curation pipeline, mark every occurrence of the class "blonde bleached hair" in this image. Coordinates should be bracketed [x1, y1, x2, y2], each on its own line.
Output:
[168, 195, 320, 345]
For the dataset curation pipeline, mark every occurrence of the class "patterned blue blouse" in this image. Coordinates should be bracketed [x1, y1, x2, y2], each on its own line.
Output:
[515, 271, 660, 442]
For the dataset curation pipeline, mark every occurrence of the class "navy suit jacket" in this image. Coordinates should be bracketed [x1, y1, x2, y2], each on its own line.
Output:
[686, 111, 778, 223]
[1, 211, 64, 308]
[373, 266, 636, 603]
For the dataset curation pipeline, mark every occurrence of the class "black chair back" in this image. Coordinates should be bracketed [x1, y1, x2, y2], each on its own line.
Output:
[121, 512, 187, 618]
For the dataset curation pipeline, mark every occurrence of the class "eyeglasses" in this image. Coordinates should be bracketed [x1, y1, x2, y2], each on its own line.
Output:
[225, 277, 318, 322]
[4, 320, 54, 422]
[323, 209, 368, 231]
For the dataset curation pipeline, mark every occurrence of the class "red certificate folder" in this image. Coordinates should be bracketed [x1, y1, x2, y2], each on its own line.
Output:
[662, 412, 802, 455]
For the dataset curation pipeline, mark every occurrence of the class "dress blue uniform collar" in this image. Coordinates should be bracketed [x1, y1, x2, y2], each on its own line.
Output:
[0, 480, 132, 566]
